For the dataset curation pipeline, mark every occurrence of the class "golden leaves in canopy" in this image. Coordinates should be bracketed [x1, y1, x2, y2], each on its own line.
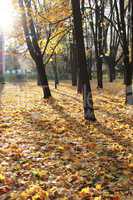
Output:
[11, 0, 70, 55]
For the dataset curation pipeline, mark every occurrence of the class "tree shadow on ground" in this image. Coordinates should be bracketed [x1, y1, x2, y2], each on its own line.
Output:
[22, 97, 133, 196]
[23, 94, 133, 156]
[48, 98, 133, 152]
[23, 96, 132, 159]
[52, 89, 133, 126]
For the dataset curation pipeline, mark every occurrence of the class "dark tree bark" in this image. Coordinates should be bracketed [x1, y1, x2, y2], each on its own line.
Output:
[88, 0, 104, 89]
[52, 54, 59, 89]
[36, 58, 51, 98]
[88, 50, 93, 80]
[118, 0, 133, 104]
[70, 43, 77, 86]
[108, 58, 116, 82]
[104, 56, 116, 82]
[96, 57, 103, 89]
[71, 0, 96, 121]
[107, 0, 118, 82]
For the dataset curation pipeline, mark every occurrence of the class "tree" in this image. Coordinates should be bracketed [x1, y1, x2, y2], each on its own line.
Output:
[114, 0, 133, 104]
[51, 53, 59, 89]
[71, 0, 96, 121]
[104, 0, 120, 82]
[13, 0, 70, 98]
[18, 0, 51, 98]
[87, 0, 105, 89]
[70, 42, 78, 86]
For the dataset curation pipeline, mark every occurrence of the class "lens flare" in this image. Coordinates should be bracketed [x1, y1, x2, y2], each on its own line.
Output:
[0, 0, 14, 33]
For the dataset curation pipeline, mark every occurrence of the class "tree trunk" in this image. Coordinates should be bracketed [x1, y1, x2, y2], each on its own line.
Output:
[124, 59, 133, 105]
[119, 0, 133, 104]
[96, 57, 103, 89]
[36, 59, 51, 99]
[71, 0, 96, 121]
[52, 65, 59, 89]
[124, 0, 133, 105]
[70, 43, 77, 86]
[77, 68, 83, 93]
[108, 56, 116, 82]
[89, 51, 92, 80]
[87, 55, 92, 80]
[52, 54, 59, 89]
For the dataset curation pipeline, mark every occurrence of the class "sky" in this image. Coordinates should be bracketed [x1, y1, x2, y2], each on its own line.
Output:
[0, 0, 15, 33]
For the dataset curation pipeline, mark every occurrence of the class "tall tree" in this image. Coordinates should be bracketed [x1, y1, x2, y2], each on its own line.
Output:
[19, 0, 51, 98]
[71, 0, 96, 121]
[88, 0, 104, 89]
[114, 0, 133, 104]
[16, 0, 70, 98]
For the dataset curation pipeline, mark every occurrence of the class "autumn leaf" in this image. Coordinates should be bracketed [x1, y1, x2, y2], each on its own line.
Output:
[20, 185, 49, 200]
[0, 174, 5, 182]
[31, 168, 48, 179]
[112, 195, 121, 200]
[80, 187, 90, 193]
[95, 184, 102, 190]
[94, 197, 102, 200]
[0, 186, 11, 195]
[128, 163, 133, 169]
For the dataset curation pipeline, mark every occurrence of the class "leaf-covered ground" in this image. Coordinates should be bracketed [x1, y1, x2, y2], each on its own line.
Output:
[0, 81, 133, 200]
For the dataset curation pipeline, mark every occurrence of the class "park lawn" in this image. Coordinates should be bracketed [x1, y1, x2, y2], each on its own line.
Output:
[0, 81, 133, 200]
